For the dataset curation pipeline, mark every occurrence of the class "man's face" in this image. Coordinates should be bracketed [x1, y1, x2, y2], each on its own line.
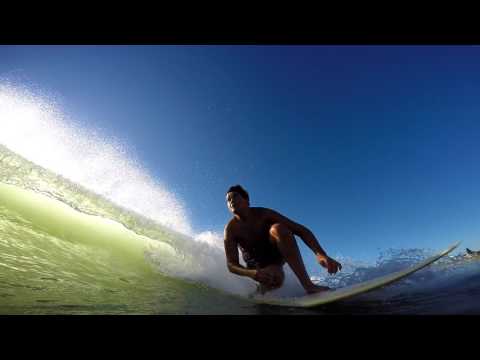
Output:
[226, 191, 249, 214]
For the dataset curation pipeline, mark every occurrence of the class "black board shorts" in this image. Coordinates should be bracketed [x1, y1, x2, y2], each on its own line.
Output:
[240, 239, 285, 269]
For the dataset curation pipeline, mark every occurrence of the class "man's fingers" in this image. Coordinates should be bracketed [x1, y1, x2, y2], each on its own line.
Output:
[322, 259, 342, 274]
[330, 263, 338, 274]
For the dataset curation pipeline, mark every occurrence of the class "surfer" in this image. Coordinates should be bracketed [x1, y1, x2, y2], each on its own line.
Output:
[224, 185, 342, 294]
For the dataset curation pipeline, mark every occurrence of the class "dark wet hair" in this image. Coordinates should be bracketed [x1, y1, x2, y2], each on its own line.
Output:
[226, 185, 249, 202]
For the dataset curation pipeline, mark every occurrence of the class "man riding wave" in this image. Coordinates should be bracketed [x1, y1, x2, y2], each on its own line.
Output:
[223, 185, 342, 294]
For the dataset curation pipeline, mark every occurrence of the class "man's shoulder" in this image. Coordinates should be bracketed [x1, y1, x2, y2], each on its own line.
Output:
[224, 218, 239, 242]
[251, 207, 275, 216]
[224, 217, 237, 231]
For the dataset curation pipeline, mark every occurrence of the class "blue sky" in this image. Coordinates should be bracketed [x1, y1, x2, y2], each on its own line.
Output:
[1, 45, 480, 269]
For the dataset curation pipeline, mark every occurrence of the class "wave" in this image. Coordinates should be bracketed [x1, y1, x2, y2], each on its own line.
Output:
[0, 83, 254, 298]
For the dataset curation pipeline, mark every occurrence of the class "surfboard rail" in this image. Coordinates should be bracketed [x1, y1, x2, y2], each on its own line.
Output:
[252, 241, 460, 308]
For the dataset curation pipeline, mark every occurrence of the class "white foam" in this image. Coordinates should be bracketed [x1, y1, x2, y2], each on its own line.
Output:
[0, 83, 192, 235]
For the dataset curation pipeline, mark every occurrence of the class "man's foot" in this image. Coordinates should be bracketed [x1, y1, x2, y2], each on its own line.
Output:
[305, 284, 331, 294]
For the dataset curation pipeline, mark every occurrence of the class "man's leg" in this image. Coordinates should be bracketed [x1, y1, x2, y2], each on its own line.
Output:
[269, 223, 329, 294]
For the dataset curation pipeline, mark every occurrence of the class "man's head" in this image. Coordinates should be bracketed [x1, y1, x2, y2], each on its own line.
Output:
[226, 185, 250, 215]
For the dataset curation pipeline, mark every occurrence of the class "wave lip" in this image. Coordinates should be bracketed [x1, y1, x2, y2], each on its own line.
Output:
[0, 83, 191, 235]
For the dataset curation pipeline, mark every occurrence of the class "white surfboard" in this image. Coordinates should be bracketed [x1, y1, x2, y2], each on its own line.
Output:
[252, 241, 460, 308]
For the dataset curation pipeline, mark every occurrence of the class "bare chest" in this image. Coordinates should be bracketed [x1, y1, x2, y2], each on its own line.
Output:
[234, 220, 271, 249]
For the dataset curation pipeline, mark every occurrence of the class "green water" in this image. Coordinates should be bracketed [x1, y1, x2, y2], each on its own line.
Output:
[0, 145, 254, 314]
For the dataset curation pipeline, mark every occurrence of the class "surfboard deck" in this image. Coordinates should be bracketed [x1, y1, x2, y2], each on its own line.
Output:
[251, 241, 460, 308]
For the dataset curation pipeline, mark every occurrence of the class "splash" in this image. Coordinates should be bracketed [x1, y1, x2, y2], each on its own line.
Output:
[0, 83, 191, 234]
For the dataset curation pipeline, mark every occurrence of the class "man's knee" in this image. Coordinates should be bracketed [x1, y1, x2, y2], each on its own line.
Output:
[269, 223, 293, 240]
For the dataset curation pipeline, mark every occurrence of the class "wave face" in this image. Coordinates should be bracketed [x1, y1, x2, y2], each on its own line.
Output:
[1, 83, 480, 314]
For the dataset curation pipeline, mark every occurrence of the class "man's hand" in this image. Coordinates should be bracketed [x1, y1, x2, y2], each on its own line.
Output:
[316, 254, 342, 274]
[254, 266, 283, 287]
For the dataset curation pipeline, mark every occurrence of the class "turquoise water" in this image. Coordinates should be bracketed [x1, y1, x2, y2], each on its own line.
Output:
[0, 146, 256, 314]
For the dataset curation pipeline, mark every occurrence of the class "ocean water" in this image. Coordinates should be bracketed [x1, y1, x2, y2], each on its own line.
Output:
[1, 84, 480, 315]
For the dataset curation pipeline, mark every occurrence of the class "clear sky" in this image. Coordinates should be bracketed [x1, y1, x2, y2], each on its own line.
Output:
[1, 45, 480, 268]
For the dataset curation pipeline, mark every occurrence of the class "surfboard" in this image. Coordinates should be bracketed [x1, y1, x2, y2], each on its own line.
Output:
[251, 241, 460, 308]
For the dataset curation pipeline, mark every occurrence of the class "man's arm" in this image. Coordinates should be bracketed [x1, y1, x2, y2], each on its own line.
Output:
[264, 208, 342, 274]
[224, 224, 257, 280]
